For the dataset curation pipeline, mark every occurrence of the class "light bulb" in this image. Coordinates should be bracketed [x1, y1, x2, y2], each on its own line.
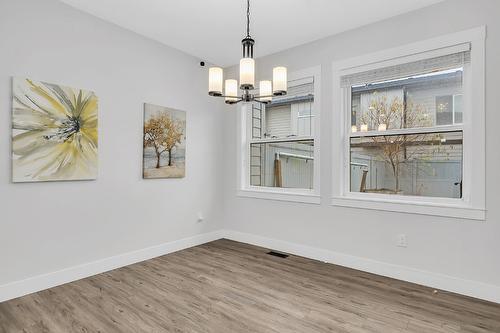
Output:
[273, 66, 287, 95]
[225, 79, 238, 103]
[208, 67, 223, 96]
[239, 58, 255, 89]
[259, 80, 272, 102]
[378, 124, 387, 131]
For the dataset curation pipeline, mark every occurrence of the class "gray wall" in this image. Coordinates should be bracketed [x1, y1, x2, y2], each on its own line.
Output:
[222, 0, 500, 290]
[0, 0, 224, 285]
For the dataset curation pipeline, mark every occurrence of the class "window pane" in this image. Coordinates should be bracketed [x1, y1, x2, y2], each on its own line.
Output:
[454, 94, 463, 124]
[351, 68, 464, 131]
[250, 140, 314, 189]
[350, 131, 463, 198]
[436, 95, 453, 125]
[265, 100, 314, 138]
[265, 105, 292, 138]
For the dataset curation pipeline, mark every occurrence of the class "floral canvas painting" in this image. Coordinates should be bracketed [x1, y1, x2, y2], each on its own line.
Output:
[143, 103, 186, 179]
[12, 78, 98, 182]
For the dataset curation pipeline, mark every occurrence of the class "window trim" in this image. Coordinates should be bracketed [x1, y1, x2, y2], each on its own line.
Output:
[237, 66, 322, 204]
[331, 27, 486, 220]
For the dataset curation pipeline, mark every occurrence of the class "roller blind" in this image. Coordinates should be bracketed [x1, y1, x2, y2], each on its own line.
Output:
[271, 76, 314, 106]
[341, 43, 471, 88]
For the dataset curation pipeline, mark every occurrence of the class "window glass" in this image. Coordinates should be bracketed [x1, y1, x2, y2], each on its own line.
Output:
[454, 94, 463, 124]
[350, 131, 463, 198]
[249, 77, 315, 189]
[250, 139, 314, 189]
[436, 95, 454, 125]
[351, 68, 463, 132]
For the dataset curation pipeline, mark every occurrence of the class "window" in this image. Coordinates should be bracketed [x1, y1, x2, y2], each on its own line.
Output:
[238, 67, 321, 203]
[332, 27, 486, 219]
[349, 64, 467, 199]
[250, 77, 314, 189]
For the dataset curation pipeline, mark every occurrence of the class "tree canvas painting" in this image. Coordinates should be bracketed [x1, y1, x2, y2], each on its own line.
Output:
[143, 103, 186, 179]
[12, 78, 98, 182]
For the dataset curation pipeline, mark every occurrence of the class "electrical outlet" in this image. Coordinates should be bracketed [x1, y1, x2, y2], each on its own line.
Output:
[197, 212, 204, 223]
[397, 234, 408, 247]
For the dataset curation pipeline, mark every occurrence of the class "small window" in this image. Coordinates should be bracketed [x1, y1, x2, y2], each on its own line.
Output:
[249, 76, 316, 190]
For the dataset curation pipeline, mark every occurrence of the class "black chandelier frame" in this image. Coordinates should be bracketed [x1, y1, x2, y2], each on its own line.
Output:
[208, 0, 287, 105]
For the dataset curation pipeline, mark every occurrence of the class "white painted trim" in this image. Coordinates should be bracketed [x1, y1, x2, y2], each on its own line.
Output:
[2, 229, 499, 305]
[331, 196, 485, 220]
[223, 229, 500, 304]
[331, 27, 486, 220]
[0, 230, 224, 303]
[237, 188, 321, 204]
[349, 124, 463, 138]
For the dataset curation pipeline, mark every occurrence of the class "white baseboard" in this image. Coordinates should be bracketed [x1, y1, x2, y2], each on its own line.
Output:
[2, 228, 499, 305]
[223, 229, 500, 304]
[0, 230, 224, 303]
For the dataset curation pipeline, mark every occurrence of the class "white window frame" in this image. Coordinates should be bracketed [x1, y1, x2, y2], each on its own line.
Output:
[331, 27, 486, 220]
[237, 66, 321, 204]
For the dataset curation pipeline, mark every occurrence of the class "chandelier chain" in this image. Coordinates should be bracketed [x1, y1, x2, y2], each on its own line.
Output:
[246, 0, 250, 37]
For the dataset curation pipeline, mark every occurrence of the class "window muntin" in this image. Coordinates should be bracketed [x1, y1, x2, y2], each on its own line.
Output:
[346, 50, 469, 199]
[249, 76, 315, 190]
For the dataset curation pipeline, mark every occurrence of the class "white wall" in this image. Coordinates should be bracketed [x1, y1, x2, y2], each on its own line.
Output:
[1, 0, 499, 304]
[222, 0, 500, 296]
[0, 0, 225, 286]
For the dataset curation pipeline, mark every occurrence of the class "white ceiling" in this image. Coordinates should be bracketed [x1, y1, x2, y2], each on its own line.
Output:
[59, 0, 444, 67]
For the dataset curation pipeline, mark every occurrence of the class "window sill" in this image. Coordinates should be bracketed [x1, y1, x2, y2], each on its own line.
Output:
[331, 195, 485, 220]
[237, 188, 321, 204]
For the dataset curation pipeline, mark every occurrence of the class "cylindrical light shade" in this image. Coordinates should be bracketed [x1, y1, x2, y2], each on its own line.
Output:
[208, 67, 223, 96]
[225, 79, 238, 103]
[360, 124, 368, 132]
[273, 66, 287, 95]
[239, 58, 255, 89]
[351, 125, 358, 133]
[378, 123, 387, 131]
[259, 80, 272, 102]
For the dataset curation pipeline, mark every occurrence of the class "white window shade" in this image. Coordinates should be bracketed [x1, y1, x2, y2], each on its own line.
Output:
[271, 76, 314, 106]
[341, 43, 471, 88]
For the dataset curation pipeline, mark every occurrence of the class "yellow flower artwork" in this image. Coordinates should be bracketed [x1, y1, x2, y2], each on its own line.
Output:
[12, 78, 98, 182]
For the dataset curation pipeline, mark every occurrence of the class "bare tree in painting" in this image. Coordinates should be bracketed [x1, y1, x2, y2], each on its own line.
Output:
[359, 93, 442, 193]
[144, 112, 184, 168]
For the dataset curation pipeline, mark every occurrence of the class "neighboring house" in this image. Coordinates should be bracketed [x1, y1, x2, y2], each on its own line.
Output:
[351, 70, 463, 129]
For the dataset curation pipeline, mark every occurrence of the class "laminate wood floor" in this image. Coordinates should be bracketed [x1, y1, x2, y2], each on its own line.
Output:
[1, 239, 499, 333]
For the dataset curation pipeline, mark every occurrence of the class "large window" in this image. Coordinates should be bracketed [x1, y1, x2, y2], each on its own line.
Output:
[332, 28, 486, 219]
[238, 67, 321, 203]
[348, 63, 467, 199]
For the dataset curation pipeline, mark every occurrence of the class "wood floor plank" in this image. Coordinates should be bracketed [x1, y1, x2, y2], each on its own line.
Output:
[1, 239, 499, 333]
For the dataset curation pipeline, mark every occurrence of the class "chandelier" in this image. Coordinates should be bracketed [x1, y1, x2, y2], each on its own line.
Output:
[208, 0, 287, 104]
